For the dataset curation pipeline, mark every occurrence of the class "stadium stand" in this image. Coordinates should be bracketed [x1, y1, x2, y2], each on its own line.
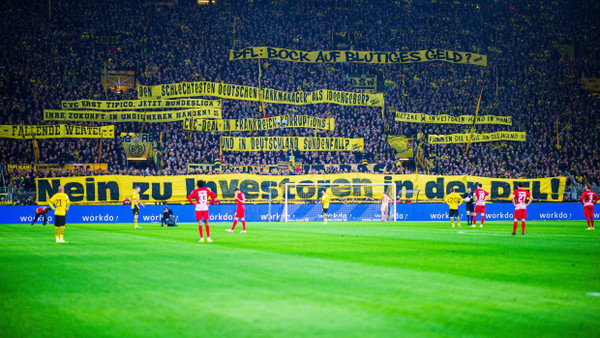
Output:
[0, 0, 599, 203]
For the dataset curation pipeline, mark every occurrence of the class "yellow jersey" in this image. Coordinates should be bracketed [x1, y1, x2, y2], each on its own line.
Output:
[49, 192, 70, 216]
[322, 193, 331, 208]
[132, 191, 140, 209]
[445, 192, 463, 209]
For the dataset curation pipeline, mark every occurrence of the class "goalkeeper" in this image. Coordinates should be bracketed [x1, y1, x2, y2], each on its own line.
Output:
[462, 187, 475, 227]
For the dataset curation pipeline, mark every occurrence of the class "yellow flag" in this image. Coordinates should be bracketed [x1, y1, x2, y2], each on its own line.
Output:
[32, 134, 40, 160]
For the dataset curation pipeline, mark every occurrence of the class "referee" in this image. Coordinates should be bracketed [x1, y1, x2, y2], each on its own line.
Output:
[462, 187, 475, 227]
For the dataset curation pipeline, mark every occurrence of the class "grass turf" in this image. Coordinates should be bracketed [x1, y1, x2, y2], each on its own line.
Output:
[1, 220, 599, 337]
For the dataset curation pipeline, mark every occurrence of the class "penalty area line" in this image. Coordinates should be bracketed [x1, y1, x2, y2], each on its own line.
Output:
[457, 231, 592, 238]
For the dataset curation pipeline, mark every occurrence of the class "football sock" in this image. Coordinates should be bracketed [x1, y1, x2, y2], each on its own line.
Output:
[521, 220, 526, 234]
[242, 220, 246, 230]
[205, 223, 210, 238]
[54, 227, 60, 241]
[198, 224, 203, 238]
[232, 220, 238, 230]
[467, 215, 471, 225]
[473, 215, 476, 226]
[513, 221, 518, 234]
[324, 214, 327, 222]
[451, 218, 454, 227]
[59, 226, 65, 240]
[134, 216, 138, 228]
[586, 216, 591, 227]
[591, 216, 594, 228]
[457, 217, 460, 226]
[481, 215, 485, 225]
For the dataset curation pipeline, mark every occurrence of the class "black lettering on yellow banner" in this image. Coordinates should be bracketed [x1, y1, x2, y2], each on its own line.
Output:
[394, 111, 512, 125]
[44, 108, 222, 122]
[0, 124, 114, 139]
[184, 115, 335, 132]
[220, 137, 363, 151]
[137, 81, 384, 107]
[428, 131, 526, 144]
[229, 47, 487, 67]
[35, 174, 566, 204]
[60, 99, 222, 110]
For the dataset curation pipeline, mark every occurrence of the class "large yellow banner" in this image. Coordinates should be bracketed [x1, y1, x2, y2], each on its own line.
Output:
[428, 131, 526, 144]
[220, 136, 364, 151]
[394, 111, 512, 125]
[137, 81, 384, 107]
[0, 124, 114, 139]
[184, 115, 335, 132]
[229, 47, 487, 67]
[35, 174, 566, 204]
[44, 108, 222, 122]
[60, 98, 222, 110]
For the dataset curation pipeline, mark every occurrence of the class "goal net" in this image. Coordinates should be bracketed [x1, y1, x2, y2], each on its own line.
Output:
[283, 182, 400, 222]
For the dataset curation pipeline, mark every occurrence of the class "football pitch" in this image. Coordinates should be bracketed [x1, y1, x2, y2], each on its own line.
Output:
[1, 221, 599, 337]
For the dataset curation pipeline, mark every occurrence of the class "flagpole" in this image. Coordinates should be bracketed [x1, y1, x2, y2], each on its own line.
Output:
[464, 87, 483, 157]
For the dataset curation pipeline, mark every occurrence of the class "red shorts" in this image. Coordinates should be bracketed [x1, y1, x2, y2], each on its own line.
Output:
[235, 208, 245, 218]
[195, 210, 209, 221]
[584, 205, 595, 217]
[474, 205, 485, 214]
[514, 209, 527, 219]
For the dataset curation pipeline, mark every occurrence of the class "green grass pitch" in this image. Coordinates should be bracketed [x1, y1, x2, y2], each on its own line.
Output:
[1, 220, 599, 337]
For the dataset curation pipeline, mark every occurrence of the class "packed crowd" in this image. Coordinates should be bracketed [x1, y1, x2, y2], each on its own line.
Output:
[1, 0, 599, 195]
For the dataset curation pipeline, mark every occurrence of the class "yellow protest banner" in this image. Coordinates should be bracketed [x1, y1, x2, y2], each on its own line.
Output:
[394, 111, 512, 125]
[137, 81, 384, 107]
[581, 78, 600, 92]
[229, 47, 488, 67]
[184, 115, 335, 132]
[6, 163, 107, 172]
[60, 98, 221, 110]
[0, 124, 114, 139]
[220, 136, 364, 151]
[35, 174, 566, 204]
[428, 131, 526, 144]
[44, 108, 222, 122]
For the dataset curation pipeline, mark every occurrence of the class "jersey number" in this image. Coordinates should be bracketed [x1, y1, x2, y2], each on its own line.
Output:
[517, 192, 527, 204]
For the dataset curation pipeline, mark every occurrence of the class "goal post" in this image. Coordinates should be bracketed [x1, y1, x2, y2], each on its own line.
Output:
[283, 182, 398, 222]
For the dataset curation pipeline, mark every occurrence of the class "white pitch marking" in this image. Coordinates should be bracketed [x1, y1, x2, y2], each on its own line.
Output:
[586, 292, 600, 297]
[457, 230, 592, 238]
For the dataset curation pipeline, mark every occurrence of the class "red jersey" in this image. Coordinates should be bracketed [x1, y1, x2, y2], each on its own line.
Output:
[512, 189, 531, 210]
[474, 188, 489, 206]
[580, 190, 599, 207]
[235, 192, 245, 210]
[36, 207, 49, 214]
[187, 188, 217, 211]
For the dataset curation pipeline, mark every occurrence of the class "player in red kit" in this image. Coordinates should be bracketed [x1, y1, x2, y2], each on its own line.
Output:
[580, 184, 599, 230]
[511, 182, 533, 235]
[227, 188, 246, 233]
[473, 183, 490, 227]
[31, 206, 51, 226]
[187, 180, 217, 243]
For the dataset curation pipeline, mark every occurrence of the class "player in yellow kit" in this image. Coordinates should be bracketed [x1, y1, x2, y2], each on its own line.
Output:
[320, 189, 331, 225]
[49, 186, 70, 243]
[445, 188, 463, 228]
[132, 186, 145, 229]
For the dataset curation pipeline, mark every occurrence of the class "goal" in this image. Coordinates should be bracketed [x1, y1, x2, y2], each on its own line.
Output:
[283, 182, 399, 222]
